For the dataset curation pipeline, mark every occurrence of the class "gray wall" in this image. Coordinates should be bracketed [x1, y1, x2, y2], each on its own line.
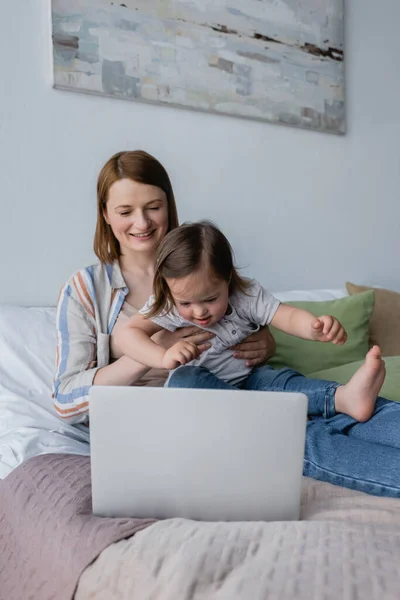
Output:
[1, 0, 399, 305]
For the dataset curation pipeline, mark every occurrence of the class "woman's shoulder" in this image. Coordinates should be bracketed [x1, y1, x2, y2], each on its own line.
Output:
[61, 262, 102, 291]
[63, 261, 125, 289]
[59, 261, 126, 309]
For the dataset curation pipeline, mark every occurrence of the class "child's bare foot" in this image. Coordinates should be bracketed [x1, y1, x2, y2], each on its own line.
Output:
[334, 346, 386, 422]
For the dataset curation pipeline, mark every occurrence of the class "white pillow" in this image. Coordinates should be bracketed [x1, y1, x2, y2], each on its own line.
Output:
[273, 288, 347, 303]
[0, 306, 57, 405]
[0, 305, 90, 479]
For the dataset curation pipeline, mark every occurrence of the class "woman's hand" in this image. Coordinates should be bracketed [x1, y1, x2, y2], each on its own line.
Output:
[153, 326, 215, 352]
[230, 326, 276, 367]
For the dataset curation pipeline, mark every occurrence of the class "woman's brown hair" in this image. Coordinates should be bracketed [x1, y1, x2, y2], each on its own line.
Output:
[94, 150, 179, 263]
[147, 220, 251, 318]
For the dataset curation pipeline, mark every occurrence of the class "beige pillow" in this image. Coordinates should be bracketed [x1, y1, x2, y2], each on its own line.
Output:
[346, 282, 400, 356]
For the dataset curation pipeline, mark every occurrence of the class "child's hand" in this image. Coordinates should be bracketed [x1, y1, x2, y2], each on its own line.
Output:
[162, 340, 200, 370]
[312, 316, 347, 345]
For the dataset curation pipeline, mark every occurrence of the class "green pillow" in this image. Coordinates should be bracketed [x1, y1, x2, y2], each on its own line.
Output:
[308, 356, 400, 403]
[268, 290, 375, 374]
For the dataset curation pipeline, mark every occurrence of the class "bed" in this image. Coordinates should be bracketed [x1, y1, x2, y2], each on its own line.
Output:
[1, 287, 400, 600]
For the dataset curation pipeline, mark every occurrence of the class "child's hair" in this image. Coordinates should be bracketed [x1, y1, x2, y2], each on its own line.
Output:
[147, 220, 251, 318]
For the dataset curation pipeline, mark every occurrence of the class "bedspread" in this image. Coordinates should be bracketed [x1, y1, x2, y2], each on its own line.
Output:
[2, 453, 400, 600]
[0, 454, 154, 600]
[76, 478, 400, 600]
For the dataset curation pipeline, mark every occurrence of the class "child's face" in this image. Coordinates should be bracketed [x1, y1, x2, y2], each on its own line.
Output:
[166, 268, 230, 328]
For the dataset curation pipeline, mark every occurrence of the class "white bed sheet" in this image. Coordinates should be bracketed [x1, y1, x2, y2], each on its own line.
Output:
[0, 289, 347, 479]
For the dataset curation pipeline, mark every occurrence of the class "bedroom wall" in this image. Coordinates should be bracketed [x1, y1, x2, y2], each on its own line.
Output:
[0, 0, 399, 306]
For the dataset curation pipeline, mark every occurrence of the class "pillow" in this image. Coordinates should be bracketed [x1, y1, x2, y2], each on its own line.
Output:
[273, 288, 347, 302]
[268, 290, 375, 374]
[0, 305, 90, 479]
[308, 356, 400, 403]
[346, 282, 400, 357]
[0, 306, 57, 404]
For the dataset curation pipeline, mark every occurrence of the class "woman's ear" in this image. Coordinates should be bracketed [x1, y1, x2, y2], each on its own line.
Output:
[103, 208, 110, 225]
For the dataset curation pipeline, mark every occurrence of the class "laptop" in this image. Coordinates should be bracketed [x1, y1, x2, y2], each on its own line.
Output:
[89, 386, 307, 522]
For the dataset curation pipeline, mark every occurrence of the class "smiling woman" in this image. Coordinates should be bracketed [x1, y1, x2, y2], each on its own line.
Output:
[52, 150, 276, 424]
[105, 178, 169, 247]
[94, 151, 178, 266]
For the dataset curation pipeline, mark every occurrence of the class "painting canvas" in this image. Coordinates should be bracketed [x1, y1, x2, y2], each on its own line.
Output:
[51, 0, 345, 134]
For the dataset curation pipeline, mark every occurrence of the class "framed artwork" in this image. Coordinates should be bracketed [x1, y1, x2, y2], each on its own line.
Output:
[52, 0, 345, 134]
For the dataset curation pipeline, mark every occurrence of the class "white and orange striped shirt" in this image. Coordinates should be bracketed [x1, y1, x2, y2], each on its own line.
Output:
[53, 261, 128, 424]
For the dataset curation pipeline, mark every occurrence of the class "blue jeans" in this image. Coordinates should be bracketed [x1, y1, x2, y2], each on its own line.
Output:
[168, 365, 400, 498]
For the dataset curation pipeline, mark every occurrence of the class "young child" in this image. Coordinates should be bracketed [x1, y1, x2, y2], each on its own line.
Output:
[117, 221, 384, 422]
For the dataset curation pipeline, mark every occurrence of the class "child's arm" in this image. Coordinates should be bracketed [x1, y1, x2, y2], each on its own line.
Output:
[270, 304, 347, 344]
[117, 313, 201, 369]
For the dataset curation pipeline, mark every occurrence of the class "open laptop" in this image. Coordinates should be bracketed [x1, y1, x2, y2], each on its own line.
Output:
[89, 386, 307, 522]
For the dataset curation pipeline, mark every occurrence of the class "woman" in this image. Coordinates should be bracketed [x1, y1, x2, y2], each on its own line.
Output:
[54, 150, 400, 498]
[53, 150, 275, 422]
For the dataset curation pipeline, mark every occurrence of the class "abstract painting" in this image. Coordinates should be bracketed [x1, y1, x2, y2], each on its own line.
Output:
[51, 0, 345, 134]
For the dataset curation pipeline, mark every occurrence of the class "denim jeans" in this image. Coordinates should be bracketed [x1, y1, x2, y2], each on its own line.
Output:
[167, 364, 400, 498]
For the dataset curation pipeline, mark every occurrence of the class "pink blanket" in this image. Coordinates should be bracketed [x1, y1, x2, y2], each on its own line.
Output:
[0, 454, 154, 600]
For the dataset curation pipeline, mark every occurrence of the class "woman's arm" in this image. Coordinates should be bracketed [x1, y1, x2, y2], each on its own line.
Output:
[93, 356, 150, 386]
[53, 283, 150, 424]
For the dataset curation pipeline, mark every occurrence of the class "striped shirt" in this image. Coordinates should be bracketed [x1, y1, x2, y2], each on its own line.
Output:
[53, 261, 128, 424]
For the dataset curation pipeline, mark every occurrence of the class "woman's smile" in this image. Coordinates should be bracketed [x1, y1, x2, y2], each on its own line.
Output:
[129, 230, 156, 240]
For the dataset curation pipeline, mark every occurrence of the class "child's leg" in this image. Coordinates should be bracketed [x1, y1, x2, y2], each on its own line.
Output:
[167, 365, 237, 390]
[244, 346, 386, 422]
[333, 346, 385, 422]
[243, 365, 338, 419]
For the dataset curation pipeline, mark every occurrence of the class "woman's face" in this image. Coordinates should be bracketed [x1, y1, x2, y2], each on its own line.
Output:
[104, 178, 169, 256]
